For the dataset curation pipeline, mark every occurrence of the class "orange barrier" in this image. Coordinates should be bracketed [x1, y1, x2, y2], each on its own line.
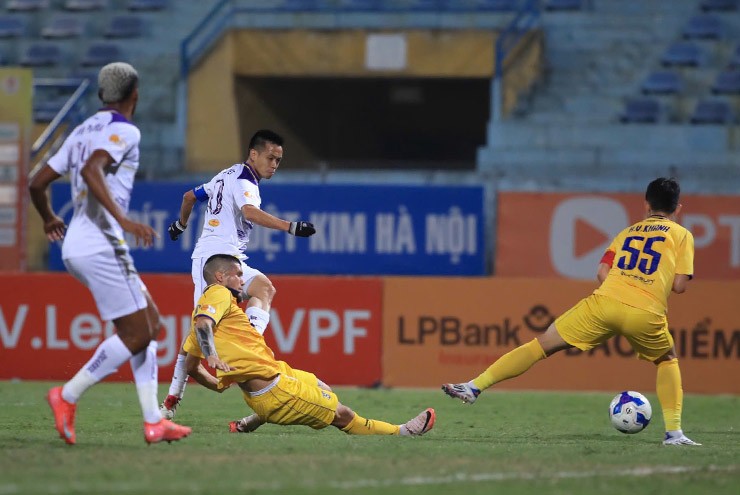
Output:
[0, 274, 382, 386]
[496, 192, 740, 280]
[382, 277, 740, 394]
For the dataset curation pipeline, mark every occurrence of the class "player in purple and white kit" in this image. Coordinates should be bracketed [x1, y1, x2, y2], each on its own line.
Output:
[28, 62, 191, 445]
[160, 130, 316, 421]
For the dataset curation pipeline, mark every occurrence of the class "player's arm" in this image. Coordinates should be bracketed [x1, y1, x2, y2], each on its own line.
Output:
[28, 165, 66, 241]
[672, 274, 691, 294]
[80, 149, 156, 247]
[193, 315, 234, 372]
[184, 353, 228, 393]
[241, 204, 316, 237]
[168, 186, 207, 241]
[597, 250, 615, 283]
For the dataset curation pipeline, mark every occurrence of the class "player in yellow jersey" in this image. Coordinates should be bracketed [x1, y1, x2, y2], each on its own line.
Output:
[182, 254, 436, 437]
[442, 178, 700, 446]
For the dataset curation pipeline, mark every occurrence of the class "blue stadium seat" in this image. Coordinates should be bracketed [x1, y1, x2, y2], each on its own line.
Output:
[104, 15, 143, 38]
[6, 0, 48, 11]
[690, 99, 734, 124]
[337, 0, 382, 10]
[407, 0, 442, 10]
[711, 70, 740, 94]
[660, 41, 703, 67]
[20, 43, 62, 67]
[543, 0, 582, 11]
[640, 71, 682, 95]
[700, 0, 738, 12]
[729, 44, 740, 68]
[277, 0, 324, 11]
[33, 97, 68, 123]
[682, 15, 722, 40]
[63, 0, 107, 11]
[41, 17, 84, 39]
[127, 0, 167, 10]
[0, 15, 26, 38]
[619, 98, 661, 123]
[80, 42, 122, 67]
[474, 0, 520, 11]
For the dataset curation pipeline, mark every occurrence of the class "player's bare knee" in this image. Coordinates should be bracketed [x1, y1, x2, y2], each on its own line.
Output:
[654, 348, 677, 365]
[332, 404, 355, 429]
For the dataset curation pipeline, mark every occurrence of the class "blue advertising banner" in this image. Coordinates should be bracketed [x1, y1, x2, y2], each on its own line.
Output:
[49, 182, 485, 275]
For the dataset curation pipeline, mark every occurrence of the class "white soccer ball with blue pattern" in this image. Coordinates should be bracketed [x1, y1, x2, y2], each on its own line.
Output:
[609, 391, 652, 434]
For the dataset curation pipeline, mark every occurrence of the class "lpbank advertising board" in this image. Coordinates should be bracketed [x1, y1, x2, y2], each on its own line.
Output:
[49, 182, 485, 275]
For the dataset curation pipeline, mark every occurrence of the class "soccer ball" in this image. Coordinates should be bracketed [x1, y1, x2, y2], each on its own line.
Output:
[609, 391, 652, 434]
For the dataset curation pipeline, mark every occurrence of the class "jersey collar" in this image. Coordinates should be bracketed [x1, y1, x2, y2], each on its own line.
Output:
[239, 162, 260, 185]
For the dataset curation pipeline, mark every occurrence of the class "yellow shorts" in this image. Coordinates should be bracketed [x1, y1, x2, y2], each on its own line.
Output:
[554, 294, 674, 361]
[277, 360, 320, 388]
[244, 374, 339, 430]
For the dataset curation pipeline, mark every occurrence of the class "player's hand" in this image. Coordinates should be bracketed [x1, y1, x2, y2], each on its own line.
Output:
[288, 221, 316, 237]
[43, 215, 67, 241]
[167, 220, 186, 241]
[120, 218, 158, 247]
[206, 355, 235, 373]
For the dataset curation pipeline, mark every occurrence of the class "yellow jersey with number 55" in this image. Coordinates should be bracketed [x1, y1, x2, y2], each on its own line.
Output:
[594, 216, 694, 316]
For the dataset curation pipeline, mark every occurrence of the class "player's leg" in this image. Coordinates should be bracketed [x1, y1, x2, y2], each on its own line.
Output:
[241, 264, 275, 335]
[161, 258, 207, 418]
[443, 295, 609, 404]
[620, 310, 700, 446]
[333, 403, 436, 437]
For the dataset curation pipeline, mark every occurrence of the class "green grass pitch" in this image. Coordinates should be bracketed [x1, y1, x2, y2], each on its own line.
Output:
[1, 381, 738, 495]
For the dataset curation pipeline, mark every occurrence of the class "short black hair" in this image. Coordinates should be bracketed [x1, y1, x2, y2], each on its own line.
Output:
[248, 129, 283, 153]
[645, 177, 680, 214]
[203, 254, 240, 284]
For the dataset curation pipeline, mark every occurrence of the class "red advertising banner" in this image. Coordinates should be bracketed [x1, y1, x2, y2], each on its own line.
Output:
[0, 274, 382, 386]
[383, 277, 740, 394]
[495, 192, 740, 280]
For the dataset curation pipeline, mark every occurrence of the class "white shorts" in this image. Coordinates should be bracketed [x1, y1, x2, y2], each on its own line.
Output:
[190, 257, 264, 307]
[64, 250, 148, 321]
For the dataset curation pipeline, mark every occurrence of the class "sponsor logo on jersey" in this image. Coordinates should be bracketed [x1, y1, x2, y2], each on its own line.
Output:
[199, 304, 216, 314]
[208, 219, 220, 227]
[108, 134, 125, 147]
[244, 191, 251, 198]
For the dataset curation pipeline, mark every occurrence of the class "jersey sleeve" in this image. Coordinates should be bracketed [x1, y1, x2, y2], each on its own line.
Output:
[193, 285, 232, 325]
[234, 180, 261, 210]
[675, 230, 695, 278]
[193, 184, 208, 202]
[90, 122, 140, 164]
[46, 138, 71, 175]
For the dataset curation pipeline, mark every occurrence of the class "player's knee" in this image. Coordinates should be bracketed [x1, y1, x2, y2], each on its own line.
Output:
[332, 403, 355, 428]
[654, 348, 677, 364]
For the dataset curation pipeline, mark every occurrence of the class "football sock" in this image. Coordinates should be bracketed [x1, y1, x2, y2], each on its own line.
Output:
[656, 358, 683, 431]
[472, 338, 546, 391]
[341, 413, 400, 435]
[130, 340, 162, 424]
[246, 307, 270, 335]
[167, 352, 189, 399]
[62, 334, 133, 403]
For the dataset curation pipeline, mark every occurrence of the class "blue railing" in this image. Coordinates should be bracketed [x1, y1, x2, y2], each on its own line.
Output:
[491, 0, 540, 121]
[31, 78, 90, 162]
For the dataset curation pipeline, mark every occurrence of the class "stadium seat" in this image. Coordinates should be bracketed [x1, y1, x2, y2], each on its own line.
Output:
[63, 0, 107, 11]
[337, 0, 382, 10]
[682, 15, 722, 40]
[729, 44, 740, 68]
[20, 43, 62, 67]
[126, 0, 167, 11]
[0, 15, 25, 38]
[104, 15, 143, 38]
[640, 71, 682, 95]
[6, 0, 49, 11]
[407, 0, 442, 10]
[700, 0, 738, 11]
[689, 99, 734, 124]
[41, 17, 84, 39]
[474, 0, 521, 11]
[543, 0, 583, 11]
[660, 41, 703, 67]
[711, 70, 740, 94]
[619, 98, 661, 123]
[80, 42, 122, 67]
[33, 97, 67, 123]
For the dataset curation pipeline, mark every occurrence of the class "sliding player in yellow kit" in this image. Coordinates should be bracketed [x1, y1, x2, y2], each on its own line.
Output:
[442, 177, 700, 446]
[184, 254, 435, 437]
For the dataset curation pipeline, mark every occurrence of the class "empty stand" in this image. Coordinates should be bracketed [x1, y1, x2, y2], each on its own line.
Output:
[0, 15, 26, 38]
[104, 15, 143, 38]
[63, 0, 107, 11]
[20, 43, 62, 67]
[700, 0, 738, 12]
[620, 98, 661, 123]
[690, 99, 734, 123]
[711, 69, 740, 94]
[660, 41, 704, 67]
[5, 0, 49, 12]
[127, 0, 167, 11]
[41, 16, 85, 38]
[641, 71, 683, 95]
[682, 15, 722, 39]
[543, 0, 583, 11]
[80, 42, 122, 66]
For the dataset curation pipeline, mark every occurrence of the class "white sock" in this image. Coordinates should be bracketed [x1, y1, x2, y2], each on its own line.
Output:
[130, 341, 162, 424]
[246, 307, 270, 335]
[167, 352, 189, 398]
[399, 425, 410, 436]
[62, 334, 132, 403]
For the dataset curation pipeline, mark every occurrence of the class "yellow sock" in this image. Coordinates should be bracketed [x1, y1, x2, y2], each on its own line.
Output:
[656, 359, 683, 431]
[341, 413, 399, 436]
[472, 339, 546, 391]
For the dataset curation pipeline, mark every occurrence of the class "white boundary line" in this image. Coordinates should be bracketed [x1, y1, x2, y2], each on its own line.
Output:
[1, 464, 738, 494]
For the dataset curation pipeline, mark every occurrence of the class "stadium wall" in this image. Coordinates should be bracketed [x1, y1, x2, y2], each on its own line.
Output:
[2, 274, 738, 394]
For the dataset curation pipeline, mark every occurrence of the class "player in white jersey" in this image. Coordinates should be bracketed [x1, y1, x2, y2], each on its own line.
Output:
[28, 62, 191, 445]
[159, 130, 316, 419]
